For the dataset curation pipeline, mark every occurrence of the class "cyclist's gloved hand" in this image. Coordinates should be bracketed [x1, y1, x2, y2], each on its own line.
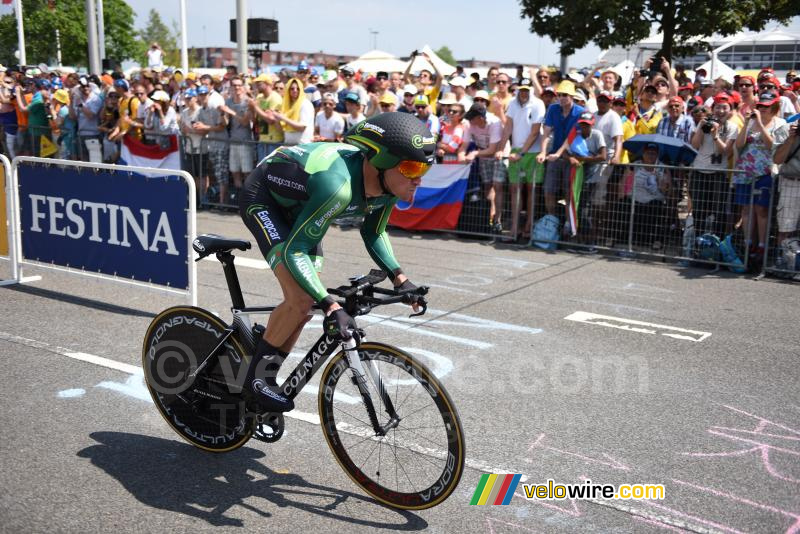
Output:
[396, 279, 421, 306]
[323, 308, 357, 340]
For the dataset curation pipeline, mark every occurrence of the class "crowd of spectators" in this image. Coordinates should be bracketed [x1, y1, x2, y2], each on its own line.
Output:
[1, 47, 799, 269]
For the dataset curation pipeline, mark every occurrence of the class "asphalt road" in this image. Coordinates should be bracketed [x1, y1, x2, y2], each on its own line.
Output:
[1, 209, 798, 533]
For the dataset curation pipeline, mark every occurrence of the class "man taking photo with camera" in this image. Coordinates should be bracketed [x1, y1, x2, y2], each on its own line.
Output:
[690, 93, 739, 234]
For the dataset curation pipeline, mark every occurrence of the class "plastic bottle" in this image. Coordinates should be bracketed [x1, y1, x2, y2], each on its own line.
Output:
[681, 214, 695, 259]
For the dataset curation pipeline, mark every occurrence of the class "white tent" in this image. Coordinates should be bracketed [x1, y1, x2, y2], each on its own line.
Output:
[611, 60, 636, 87]
[697, 58, 736, 84]
[345, 50, 407, 74]
[405, 44, 456, 77]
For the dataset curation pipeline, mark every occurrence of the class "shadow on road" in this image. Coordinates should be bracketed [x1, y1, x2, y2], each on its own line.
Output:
[77, 431, 428, 530]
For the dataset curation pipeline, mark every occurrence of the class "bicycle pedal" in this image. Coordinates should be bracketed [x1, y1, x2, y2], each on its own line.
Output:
[252, 413, 284, 443]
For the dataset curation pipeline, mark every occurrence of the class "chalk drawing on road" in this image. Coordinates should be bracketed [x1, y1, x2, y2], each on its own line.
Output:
[564, 311, 711, 342]
[57, 388, 86, 398]
[683, 404, 800, 484]
[525, 433, 631, 471]
[96, 374, 152, 402]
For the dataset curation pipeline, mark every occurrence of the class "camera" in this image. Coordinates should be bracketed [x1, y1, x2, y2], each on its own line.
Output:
[410, 50, 419, 57]
[701, 116, 719, 133]
[650, 56, 663, 75]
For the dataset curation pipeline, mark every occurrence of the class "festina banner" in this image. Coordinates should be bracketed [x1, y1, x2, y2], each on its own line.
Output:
[16, 163, 190, 288]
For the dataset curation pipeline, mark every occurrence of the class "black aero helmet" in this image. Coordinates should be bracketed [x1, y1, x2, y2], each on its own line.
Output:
[344, 112, 436, 173]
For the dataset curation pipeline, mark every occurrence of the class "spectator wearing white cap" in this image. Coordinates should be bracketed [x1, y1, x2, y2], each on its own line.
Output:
[448, 76, 472, 110]
[398, 84, 418, 114]
[500, 77, 546, 241]
[314, 92, 345, 142]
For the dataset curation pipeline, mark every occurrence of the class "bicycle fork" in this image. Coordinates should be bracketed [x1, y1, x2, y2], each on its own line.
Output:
[343, 336, 400, 437]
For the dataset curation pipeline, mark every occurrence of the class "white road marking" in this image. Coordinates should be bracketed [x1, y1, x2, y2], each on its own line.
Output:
[203, 256, 268, 270]
[564, 311, 711, 342]
[57, 388, 86, 398]
[3, 331, 526, 481]
[424, 282, 487, 295]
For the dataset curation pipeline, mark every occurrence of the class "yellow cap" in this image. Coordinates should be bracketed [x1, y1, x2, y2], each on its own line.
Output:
[379, 92, 396, 105]
[53, 89, 70, 105]
[555, 80, 576, 96]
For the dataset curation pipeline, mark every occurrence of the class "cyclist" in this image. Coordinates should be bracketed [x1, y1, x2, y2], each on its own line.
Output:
[239, 112, 435, 413]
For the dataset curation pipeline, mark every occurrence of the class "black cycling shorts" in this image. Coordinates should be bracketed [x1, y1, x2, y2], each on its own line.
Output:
[239, 161, 323, 270]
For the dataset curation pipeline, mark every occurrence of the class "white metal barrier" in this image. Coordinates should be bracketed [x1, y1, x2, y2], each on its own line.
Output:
[8, 157, 197, 305]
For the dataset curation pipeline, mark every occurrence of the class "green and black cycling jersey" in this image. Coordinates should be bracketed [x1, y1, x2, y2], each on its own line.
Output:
[239, 142, 402, 304]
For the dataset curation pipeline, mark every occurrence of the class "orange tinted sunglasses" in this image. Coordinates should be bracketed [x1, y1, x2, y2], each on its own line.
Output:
[396, 160, 431, 179]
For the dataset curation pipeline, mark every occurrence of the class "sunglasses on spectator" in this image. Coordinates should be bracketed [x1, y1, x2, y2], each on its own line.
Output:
[323, 102, 334, 107]
[496, 80, 509, 84]
[396, 160, 431, 179]
[342, 73, 353, 78]
[376, 75, 388, 81]
[380, 103, 392, 108]
[415, 105, 427, 109]
[108, 93, 120, 98]
[738, 83, 753, 88]
[668, 104, 681, 109]
[448, 109, 462, 114]
[760, 84, 776, 90]
[656, 81, 668, 87]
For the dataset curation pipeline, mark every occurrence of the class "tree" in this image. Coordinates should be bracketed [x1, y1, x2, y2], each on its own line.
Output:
[0, 0, 141, 67]
[435, 46, 456, 66]
[518, 0, 800, 61]
[137, 9, 179, 67]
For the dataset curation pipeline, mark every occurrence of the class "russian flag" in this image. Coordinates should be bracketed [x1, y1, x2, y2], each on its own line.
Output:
[389, 164, 469, 231]
[119, 135, 181, 171]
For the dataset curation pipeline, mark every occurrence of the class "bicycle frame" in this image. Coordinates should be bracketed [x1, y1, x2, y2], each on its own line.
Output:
[210, 250, 400, 435]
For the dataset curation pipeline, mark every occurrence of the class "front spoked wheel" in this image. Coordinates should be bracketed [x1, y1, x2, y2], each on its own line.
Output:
[318, 342, 465, 510]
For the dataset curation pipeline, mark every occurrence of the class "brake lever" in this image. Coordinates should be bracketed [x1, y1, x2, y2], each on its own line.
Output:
[408, 297, 427, 318]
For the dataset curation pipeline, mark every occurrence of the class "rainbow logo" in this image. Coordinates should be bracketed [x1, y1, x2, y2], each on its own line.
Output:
[470, 473, 522, 505]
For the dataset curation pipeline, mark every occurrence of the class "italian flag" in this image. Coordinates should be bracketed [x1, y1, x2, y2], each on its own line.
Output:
[567, 127, 587, 237]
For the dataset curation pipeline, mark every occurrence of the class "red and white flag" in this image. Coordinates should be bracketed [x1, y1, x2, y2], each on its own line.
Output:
[119, 135, 181, 171]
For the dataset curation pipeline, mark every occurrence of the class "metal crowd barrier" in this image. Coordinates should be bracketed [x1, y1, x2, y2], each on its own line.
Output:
[760, 174, 800, 280]
[451, 159, 759, 272]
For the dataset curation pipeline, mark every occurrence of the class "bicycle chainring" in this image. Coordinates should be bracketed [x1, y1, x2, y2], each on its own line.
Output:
[252, 413, 285, 443]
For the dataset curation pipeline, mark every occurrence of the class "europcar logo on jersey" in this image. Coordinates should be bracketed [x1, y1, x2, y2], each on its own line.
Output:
[470, 474, 522, 506]
[411, 134, 423, 148]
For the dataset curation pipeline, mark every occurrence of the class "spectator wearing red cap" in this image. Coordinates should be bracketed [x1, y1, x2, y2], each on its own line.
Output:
[758, 75, 795, 119]
[656, 96, 693, 142]
[734, 91, 786, 262]
[689, 93, 739, 234]
[677, 83, 693, 104]
[553, 111, 607, 244]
